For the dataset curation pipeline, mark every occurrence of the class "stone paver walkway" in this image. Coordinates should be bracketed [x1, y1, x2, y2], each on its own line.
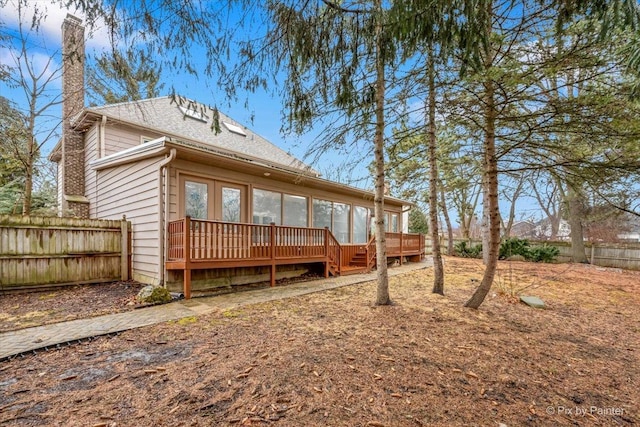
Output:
[0, 260, 431, 360]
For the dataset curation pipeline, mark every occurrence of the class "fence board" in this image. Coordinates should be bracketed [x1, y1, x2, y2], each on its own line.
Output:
[424, 238, 640, 271]
[0, 215, 131, 290]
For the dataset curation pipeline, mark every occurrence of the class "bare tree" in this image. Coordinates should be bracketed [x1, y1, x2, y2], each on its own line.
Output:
[2, 2, 65, 215]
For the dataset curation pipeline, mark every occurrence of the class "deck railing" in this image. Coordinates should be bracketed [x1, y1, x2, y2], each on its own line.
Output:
[168, 218, 425, 264]
[166, 217, 425, 298]
[386, 232, 425, 257]
[168, 217, 332, 263]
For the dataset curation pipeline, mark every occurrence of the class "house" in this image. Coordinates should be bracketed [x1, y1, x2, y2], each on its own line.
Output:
[49, 15, 424, 297]
[533, 218, 571, 241]
[510, 220, 536, 239]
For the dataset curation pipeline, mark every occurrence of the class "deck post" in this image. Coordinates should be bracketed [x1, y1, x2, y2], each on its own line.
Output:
[270, 222, 276, 287]
[183, 216, 192, 299]
[365, 243, 370, 273]
[324, 227, 330, 278]
[399, 232, 404, 265]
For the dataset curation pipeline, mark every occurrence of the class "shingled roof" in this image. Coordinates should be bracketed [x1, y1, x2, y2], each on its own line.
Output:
[76, 96, 314, 174]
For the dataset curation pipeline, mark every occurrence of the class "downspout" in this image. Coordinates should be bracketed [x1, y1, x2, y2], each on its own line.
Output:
[99, 115, 106, 157]
[158, 148, 177, 286]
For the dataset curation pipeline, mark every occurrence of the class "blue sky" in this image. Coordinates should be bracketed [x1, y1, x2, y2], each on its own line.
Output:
[0, 1, 339, 173]
[0, 0, 550, 227]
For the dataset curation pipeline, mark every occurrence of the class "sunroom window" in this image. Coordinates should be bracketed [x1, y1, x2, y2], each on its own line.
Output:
[312, 199, 332, 229]
[333, 202, 350, 243]
[354, 206, 370, 243]
[252, 189, 282, 225]
[283, 194, 308, 227]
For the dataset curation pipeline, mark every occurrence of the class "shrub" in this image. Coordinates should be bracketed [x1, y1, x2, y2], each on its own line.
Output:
[527, 244, 560, 263]
[499, 237, 531, 260]
[454, 241, 483, 258]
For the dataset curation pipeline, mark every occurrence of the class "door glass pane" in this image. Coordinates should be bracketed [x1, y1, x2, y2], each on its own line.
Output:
[185, 181, 208, 219]
[313, 199, 332, 229]
[252, 189, 282, 224]
[333, 202, 350, 243]
[354, 206, 369, 243]
[283, 194, 308, 227]
[222, 187, 241, 222]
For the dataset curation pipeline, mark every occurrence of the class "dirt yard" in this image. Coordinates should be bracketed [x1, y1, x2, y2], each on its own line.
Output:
[0, 282, 145, 332]
[0, 258, 638, 426]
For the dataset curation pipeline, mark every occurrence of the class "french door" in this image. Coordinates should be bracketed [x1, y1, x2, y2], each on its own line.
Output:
[181, 175, 247, 223]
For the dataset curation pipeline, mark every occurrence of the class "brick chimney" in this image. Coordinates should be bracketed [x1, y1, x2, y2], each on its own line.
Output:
[61, 14, 89, 218]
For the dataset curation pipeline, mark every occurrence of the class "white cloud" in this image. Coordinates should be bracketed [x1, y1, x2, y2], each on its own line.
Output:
[1, 0, 112, 51]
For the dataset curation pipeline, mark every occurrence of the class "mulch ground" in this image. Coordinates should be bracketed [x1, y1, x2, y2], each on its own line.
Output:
[0, 257, 638, 426]
[0, 282, 145, 332]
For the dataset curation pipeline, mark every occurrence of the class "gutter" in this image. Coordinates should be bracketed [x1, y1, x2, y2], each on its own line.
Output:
[157, 148, 177, 286]
[90, 137, 167, 170]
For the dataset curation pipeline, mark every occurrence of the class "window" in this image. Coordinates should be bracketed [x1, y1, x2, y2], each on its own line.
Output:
[178, 105, 208, 122]
[283, 194, 308, 227]
[312, 199, 352, 243]
[313, 199, 332, 229]
[390, 213, 399, 232]
[333, 202, 350, 243]
[223, 121, 247, 136]
[253, 189, 282, 224]
[353, 206, 370, 243]
[185, 181, 208, 219]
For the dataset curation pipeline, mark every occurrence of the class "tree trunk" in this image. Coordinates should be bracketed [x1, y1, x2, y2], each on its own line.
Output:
[502, 175, 524, 238]
[23, 110, 38, 215]
[550, 214, 560, 240]
[22, 166, 33, 215]
[566, 185, 588, 263]
[427, 44, 444, 295]
[373, 0, 390, 305]
[439, 187, 454, 255]
[481, 174, 490, 265]
[465, 8, 500, 308]
[461, 220, 470, 240]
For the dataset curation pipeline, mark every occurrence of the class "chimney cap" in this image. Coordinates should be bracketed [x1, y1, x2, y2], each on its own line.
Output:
[63, 14, 83, 26]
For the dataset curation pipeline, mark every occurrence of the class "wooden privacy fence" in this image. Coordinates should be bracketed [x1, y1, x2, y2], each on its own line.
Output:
[424, 238, 640, 271]
[0, 215, 131, 291]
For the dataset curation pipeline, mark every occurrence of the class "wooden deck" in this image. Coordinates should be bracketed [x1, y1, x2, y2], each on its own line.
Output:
[166, 217, 425, 298]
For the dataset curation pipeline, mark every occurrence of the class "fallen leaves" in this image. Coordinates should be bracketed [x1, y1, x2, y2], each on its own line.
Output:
[1, 258, 639, 427]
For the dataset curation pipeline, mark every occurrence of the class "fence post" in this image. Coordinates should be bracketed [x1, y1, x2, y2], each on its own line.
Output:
[590, 244, 595, 265]
[120, 216, 129, 281]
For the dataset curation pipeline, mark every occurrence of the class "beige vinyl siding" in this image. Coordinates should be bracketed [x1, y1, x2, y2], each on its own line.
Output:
[95, 155, 164, 285]
[168, 167, 178, 220]
[84, 124, 99, 217]
[103, 124, 162, 156]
